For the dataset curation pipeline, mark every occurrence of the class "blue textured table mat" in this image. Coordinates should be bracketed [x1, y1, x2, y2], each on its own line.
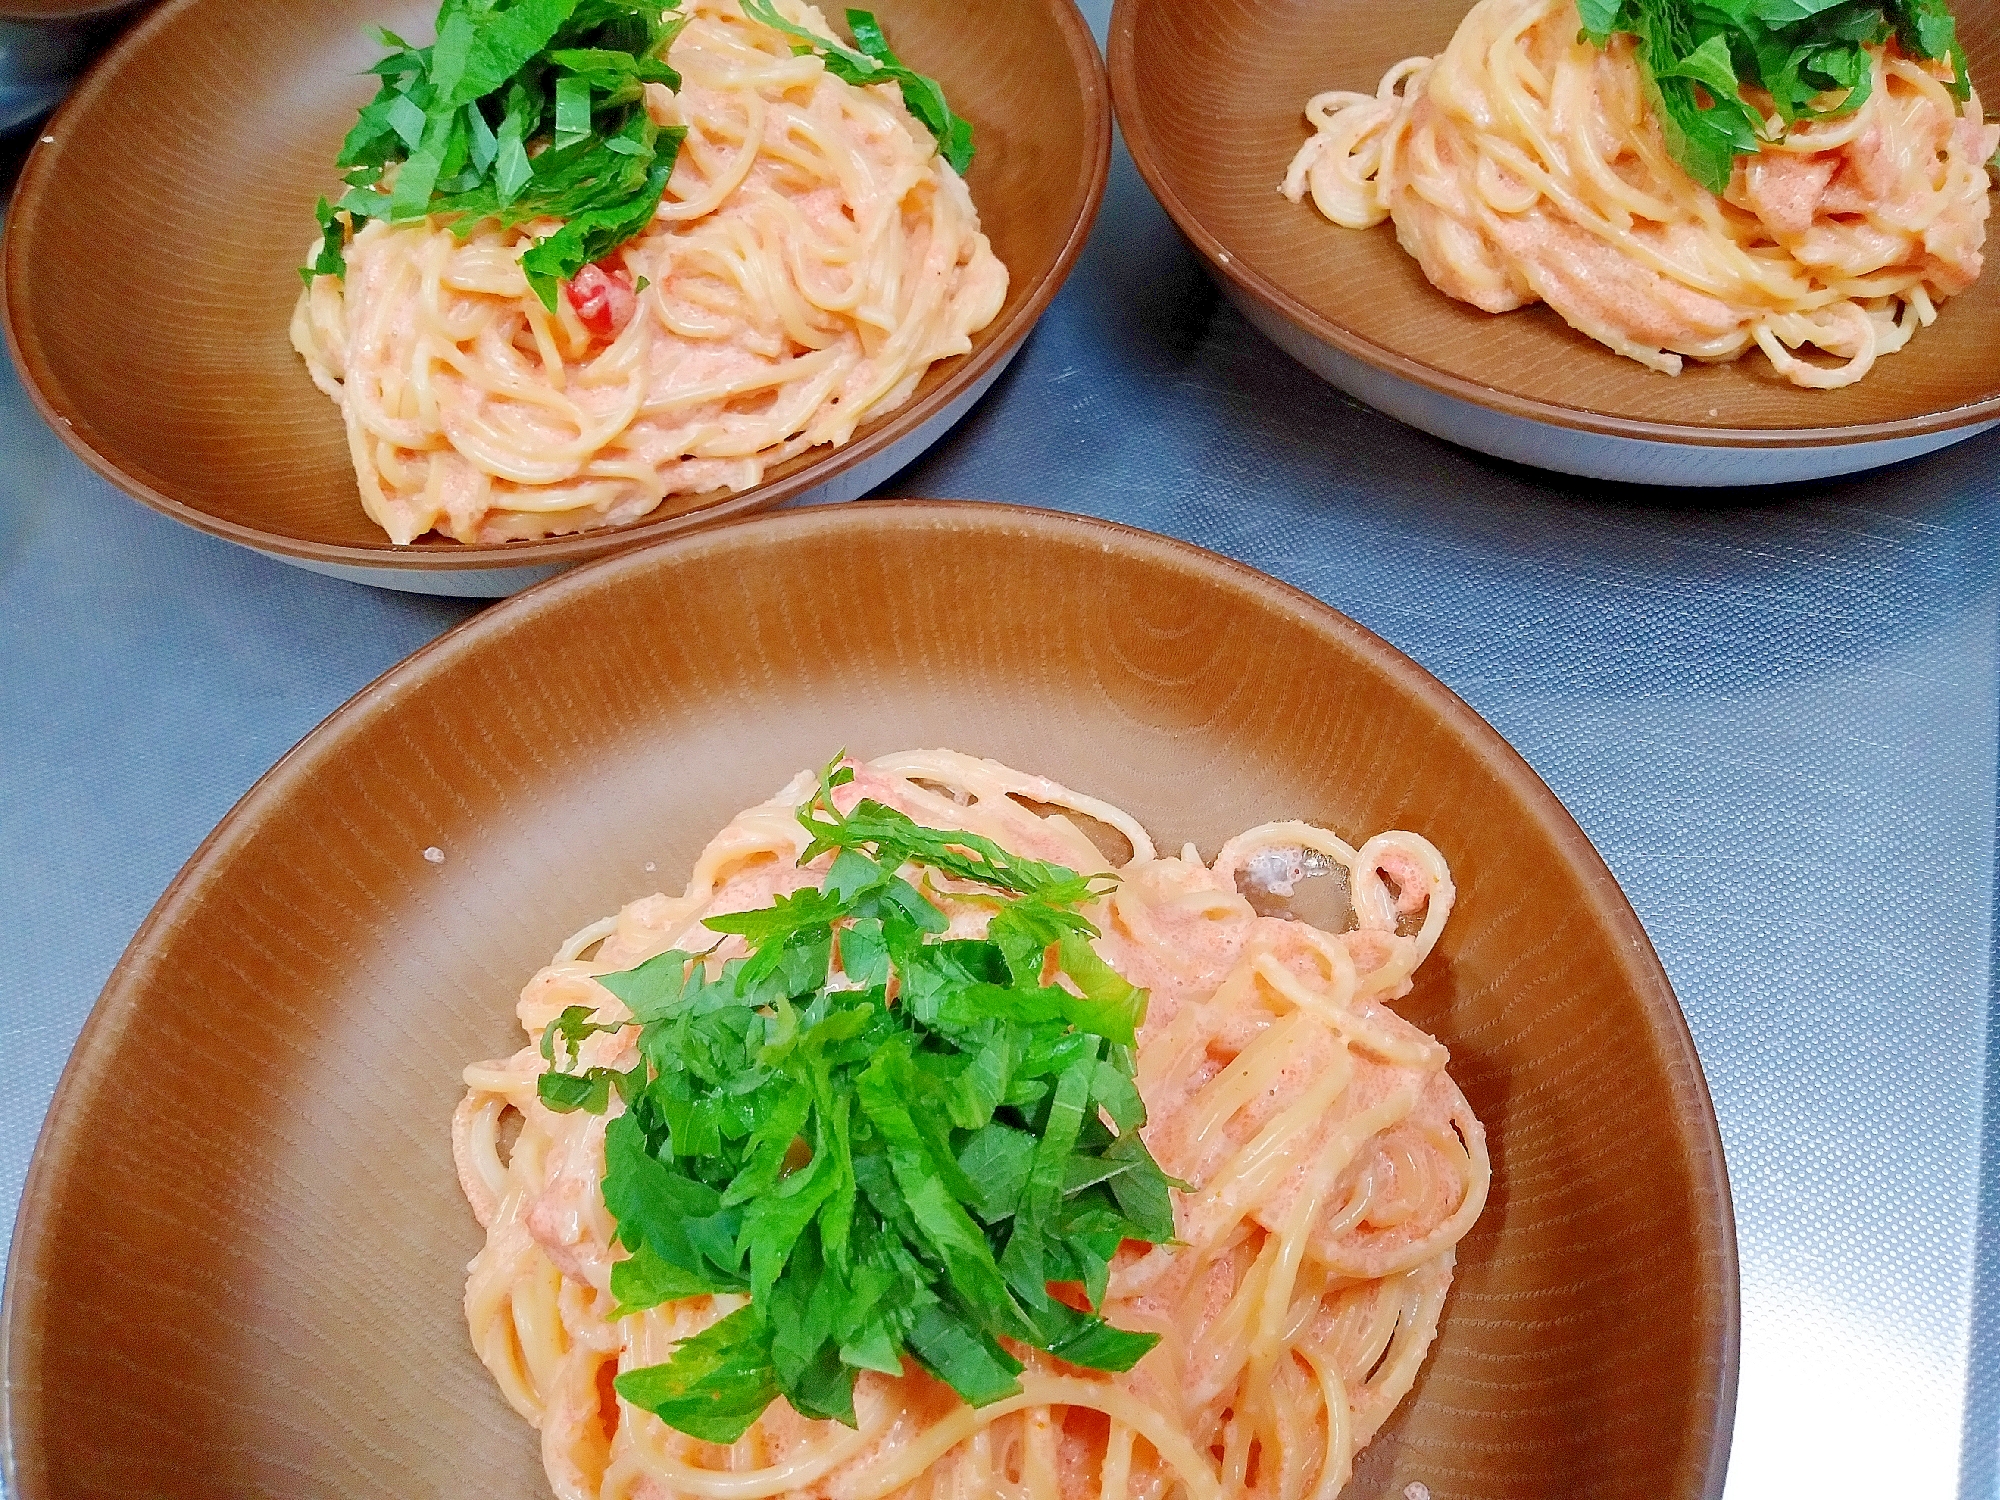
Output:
[4, 3, 2000, 1492]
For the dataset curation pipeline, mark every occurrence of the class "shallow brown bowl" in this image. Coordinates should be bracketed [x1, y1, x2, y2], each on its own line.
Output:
[3, 502, 1736, 1499]
[1109, 0, 2000, 485]
[0, 0, 1108, 594]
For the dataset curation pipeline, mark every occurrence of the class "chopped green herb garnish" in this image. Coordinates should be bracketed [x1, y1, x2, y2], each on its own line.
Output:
[306, 0, 688, 310]
[741, 2, 975, 173]
[1577, 0, 1974, 192]
[535, 1003, 642, 1112]
[544, 755, 1177, 1441]
[301, 197, 350, 284]
[306, 1, 973, 305]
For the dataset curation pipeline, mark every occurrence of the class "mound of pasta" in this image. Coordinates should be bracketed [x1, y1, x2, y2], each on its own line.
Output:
[293, 0, 1006, 545]
[1283, 0, 2000, 387]
[453, 750, 1488, 1499]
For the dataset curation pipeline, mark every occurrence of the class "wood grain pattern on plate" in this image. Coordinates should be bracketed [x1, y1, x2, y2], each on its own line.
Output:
[1110, 0, 2000, 443]
[2, 502, 1736, 1500]
[0, 0, 1108, 575]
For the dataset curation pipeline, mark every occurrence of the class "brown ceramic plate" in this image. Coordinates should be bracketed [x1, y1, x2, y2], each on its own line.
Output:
[1109, 0, 2000, 484]
[0, 1, 1108, 595]
[3, 502, 1736, 1499]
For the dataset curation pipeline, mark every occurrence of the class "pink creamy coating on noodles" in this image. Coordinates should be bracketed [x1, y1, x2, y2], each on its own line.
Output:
[453, 751, 1489, 1500]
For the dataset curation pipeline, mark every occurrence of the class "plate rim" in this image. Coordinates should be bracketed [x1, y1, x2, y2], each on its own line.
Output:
[1105, 0, 2000, 450]
[0, 0, 1113, 573]
[0, 498, 1740, 1499]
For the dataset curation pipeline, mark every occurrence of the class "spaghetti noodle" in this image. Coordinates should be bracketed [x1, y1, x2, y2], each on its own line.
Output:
[292, 0, 1006, 545]
[1282, 0, 1999, 386]
[453, 750, 1488, 1499]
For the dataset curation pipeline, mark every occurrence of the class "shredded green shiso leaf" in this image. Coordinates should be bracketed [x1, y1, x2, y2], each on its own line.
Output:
[305, 0, 973, 310]
[739, 1, 974, 172]
[1577, 0, 1974, 192]
[536, 757, 1179, 1442]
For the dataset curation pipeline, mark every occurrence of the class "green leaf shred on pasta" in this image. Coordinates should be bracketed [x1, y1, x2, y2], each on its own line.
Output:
[543, 754, 1177, 1442]
[306, 0, 973, 304]
[739, 1, 975, 173]
[1578, 0, 1974, 192]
